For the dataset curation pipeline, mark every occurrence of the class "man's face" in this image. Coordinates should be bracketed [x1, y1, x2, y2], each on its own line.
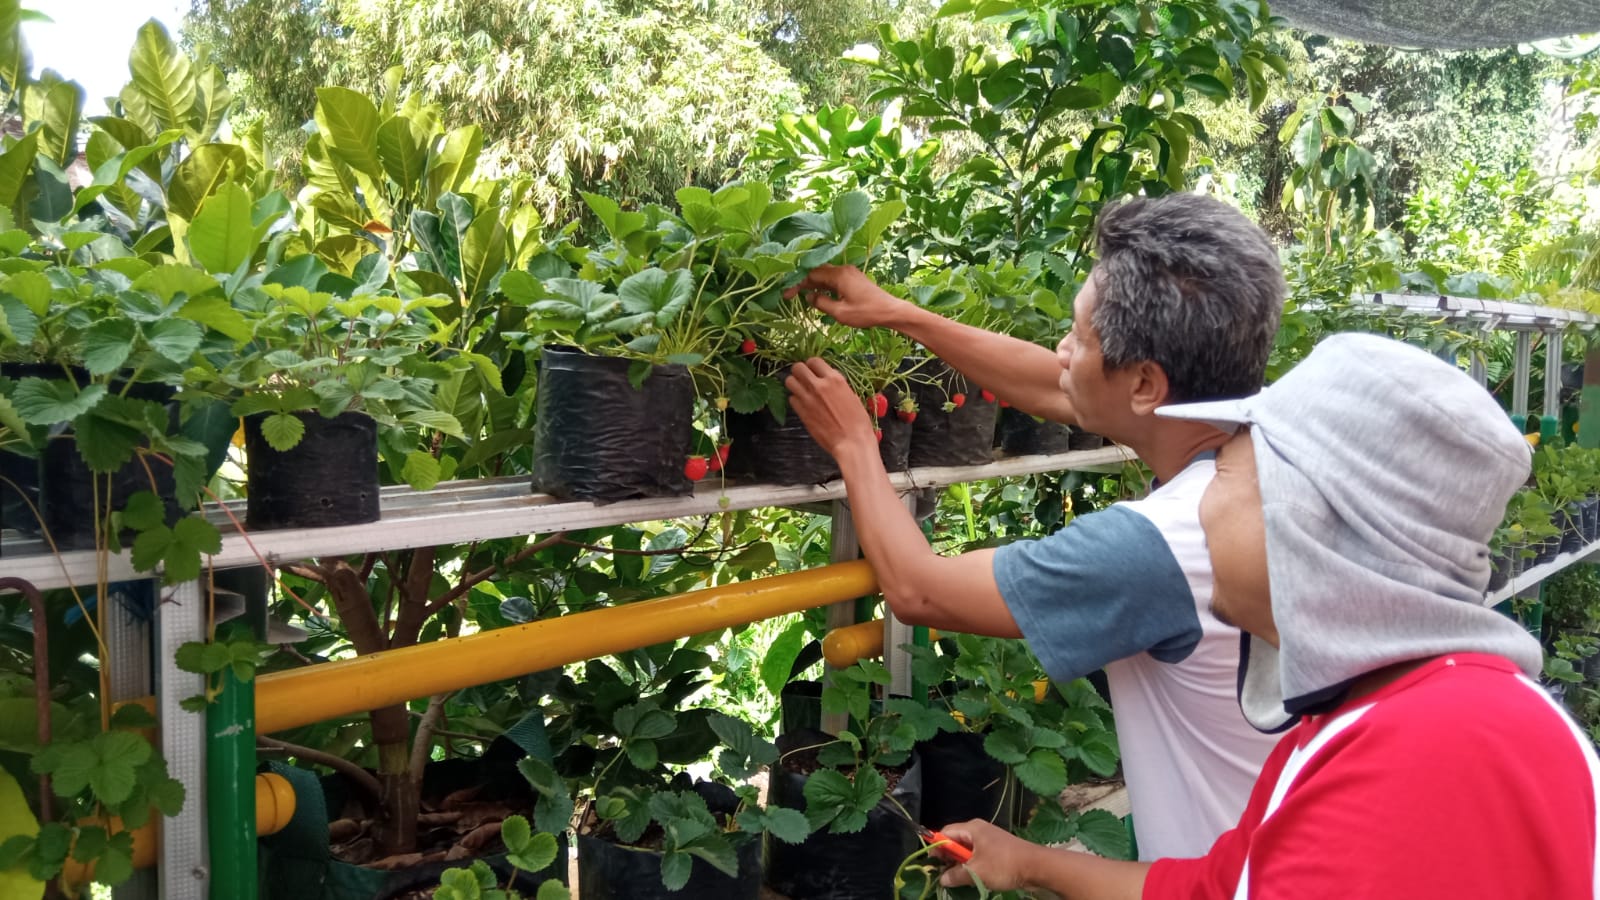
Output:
[1199, 429, 1278, 646]
[1056, 275, 1125, 435]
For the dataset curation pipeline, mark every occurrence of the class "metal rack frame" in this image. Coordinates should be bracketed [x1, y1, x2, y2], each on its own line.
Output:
[0, 444, 1135, 899]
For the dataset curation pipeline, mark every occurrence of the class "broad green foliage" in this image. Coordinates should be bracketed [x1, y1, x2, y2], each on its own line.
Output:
[759, 0, 1286, 272]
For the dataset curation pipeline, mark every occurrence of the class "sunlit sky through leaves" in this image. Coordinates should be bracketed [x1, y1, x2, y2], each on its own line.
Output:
[26, 1, 186, 117]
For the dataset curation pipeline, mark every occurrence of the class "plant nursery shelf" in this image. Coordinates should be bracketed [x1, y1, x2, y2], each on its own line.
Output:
[1484, 539, 1600, 608]
[0, 445, 1136, 591]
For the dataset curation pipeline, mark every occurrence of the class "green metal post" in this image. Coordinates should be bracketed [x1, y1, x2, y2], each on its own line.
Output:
[208, 625, 258, 899]
[1578, 347, 1600, 449]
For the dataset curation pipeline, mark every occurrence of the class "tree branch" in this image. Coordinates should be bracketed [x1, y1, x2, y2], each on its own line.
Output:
[320, 560, 386, 656]
[416, 531, 569, 622]
[409, 693, 450, 782]
[259, 735, 382, 803]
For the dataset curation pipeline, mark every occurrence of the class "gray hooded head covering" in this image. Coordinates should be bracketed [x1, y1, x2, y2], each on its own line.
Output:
[1158, 332, 1543, 732]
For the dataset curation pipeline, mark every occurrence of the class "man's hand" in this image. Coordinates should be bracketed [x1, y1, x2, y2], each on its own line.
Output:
[784, 264, 907, 329]
[936, 820, 1038, 891]
[785, 358, 876, 459]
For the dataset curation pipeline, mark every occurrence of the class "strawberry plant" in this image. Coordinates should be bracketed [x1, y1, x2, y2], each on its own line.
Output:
[434, 815, 569, 900]
[520, 649, 810, 890]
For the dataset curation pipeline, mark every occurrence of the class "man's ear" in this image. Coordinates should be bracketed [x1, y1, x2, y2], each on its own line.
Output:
[1127, 361, 1171, 416]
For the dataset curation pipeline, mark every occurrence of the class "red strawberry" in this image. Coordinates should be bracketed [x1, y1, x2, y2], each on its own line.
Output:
[708, 442, 732, 472]
[872, 393, 889, 418]
[740, 338, 757, 355]
[1000, 400, 1011, 408]
[874, 428, 884, 443]
[980, 389, 996, 404]
[684, 456, 709, 482]
[897, 409, 917, 424]
[951, 393, 966, 408]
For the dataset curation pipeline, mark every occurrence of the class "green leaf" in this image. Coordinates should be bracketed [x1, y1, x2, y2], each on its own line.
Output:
[168, 143, 248, 221]
[376, 114, 428, 198]
[402, 450, 442, 490]
[0, 132, 39, 209]
[426, 125, 483, 203]
[616, 267, 693, 329]
[1014, 747, 1067, 796]
[314, 87, 384, 180]
[81, 319, 138, 375]
[260, 413, 305, 452]
[460, 207, 507, 302]
[500, 814, 532, 853]
[11, 379, 104, 425]
[535, 881, 570, 900]
[759, 806, 810, 844]
[143, 318, 203, 364]
[2, 270, 49, 316]
[191, 65, 232, 143]
[659, 850, 692, 892]
[505, 830, 558, 874]
[1073, 729, 1120, 777]
[128, 20, 196, 134]
[121, 491, 166, 531]
[188, 181, 255, 275]
[982, 729, 1029, 765]
[1074, 808, 1132, 859]
[35, 79, 84, 167]
[0, 770, 42, 900]
[623, 739, 658, 770]
[614, 701, 674, 741]
[93, 840, 133, 886]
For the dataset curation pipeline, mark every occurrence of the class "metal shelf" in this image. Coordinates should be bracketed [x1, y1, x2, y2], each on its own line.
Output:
[1484, 538, 1600, 607]
[1356, 292, 1600, 329]
[0, 445, 1136, 591]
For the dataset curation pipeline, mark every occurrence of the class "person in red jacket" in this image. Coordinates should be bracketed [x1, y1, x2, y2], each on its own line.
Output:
[935, 333, 1600, 899]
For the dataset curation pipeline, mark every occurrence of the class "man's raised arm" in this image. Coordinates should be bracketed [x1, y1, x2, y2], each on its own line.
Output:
[786, 265, 1076, 425]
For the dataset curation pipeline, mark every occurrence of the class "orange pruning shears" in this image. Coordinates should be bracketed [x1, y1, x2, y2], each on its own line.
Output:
[915, 824, 974, 864]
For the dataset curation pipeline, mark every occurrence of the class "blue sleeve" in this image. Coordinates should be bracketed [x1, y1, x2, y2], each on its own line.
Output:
[992, 504, 1202, 682]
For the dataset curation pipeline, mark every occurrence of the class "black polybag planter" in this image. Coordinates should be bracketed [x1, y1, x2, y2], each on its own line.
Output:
[1560, 504, 1584, 555]
[578, 780, 759, 899]
[908, 362, 999, 468]
[577, 833, 760, 899]
[996, 407, 1075, 456]
[533, 347, 694, 502]
[766, 728, 924, 900]
[725, 408, 839, 486]
[38, 431, 182, 550]
[876, 381, 914, 473]
[245, 411, 379, 530]
[915, 730, 1030, 831]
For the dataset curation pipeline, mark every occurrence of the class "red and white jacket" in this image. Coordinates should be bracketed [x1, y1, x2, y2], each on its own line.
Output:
[1145, 654, 1600, 899]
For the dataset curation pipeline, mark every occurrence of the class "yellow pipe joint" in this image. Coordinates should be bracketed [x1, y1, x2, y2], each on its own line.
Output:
[255, 559, 879, 734]
[60, 772, 295, 883]
[823, 619, 939, 668]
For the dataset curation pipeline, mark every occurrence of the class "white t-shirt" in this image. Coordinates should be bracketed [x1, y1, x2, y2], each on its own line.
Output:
[993, 456, 1278, 859]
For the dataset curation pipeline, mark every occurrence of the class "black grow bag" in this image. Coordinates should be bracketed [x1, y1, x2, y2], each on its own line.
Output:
[533, 347, 695, 502]
[766, 728, 923, 900]
[1068, 429, 1107, 450]
[908, 362, 999, 468]
[995, 408, 1075, 456]
[577, 833, 760, 900]
[38, 429, 181, 551]
[915, 730, 1030, 832]
[245, 411, 379, 530]
[876, 381, 914, 473]
[578, 780, 759, 899]
[723, 409, 839, 486]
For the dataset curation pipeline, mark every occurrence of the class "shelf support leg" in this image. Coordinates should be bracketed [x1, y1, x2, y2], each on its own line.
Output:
[157, 579, 209, 900]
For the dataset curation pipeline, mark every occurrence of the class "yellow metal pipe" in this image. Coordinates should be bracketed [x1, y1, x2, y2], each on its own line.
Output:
[60, 772, 295, 884]
[823, 619, 940, 668]
[255, 559, 879, 734]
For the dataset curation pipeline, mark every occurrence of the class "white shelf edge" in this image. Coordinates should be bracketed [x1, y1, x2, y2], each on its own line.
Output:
[0, 445, 1137, 591]
[1484, 539, 1600, 607]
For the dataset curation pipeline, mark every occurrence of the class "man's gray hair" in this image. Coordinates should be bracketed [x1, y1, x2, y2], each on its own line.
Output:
[1091, 194, 1285, 403]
